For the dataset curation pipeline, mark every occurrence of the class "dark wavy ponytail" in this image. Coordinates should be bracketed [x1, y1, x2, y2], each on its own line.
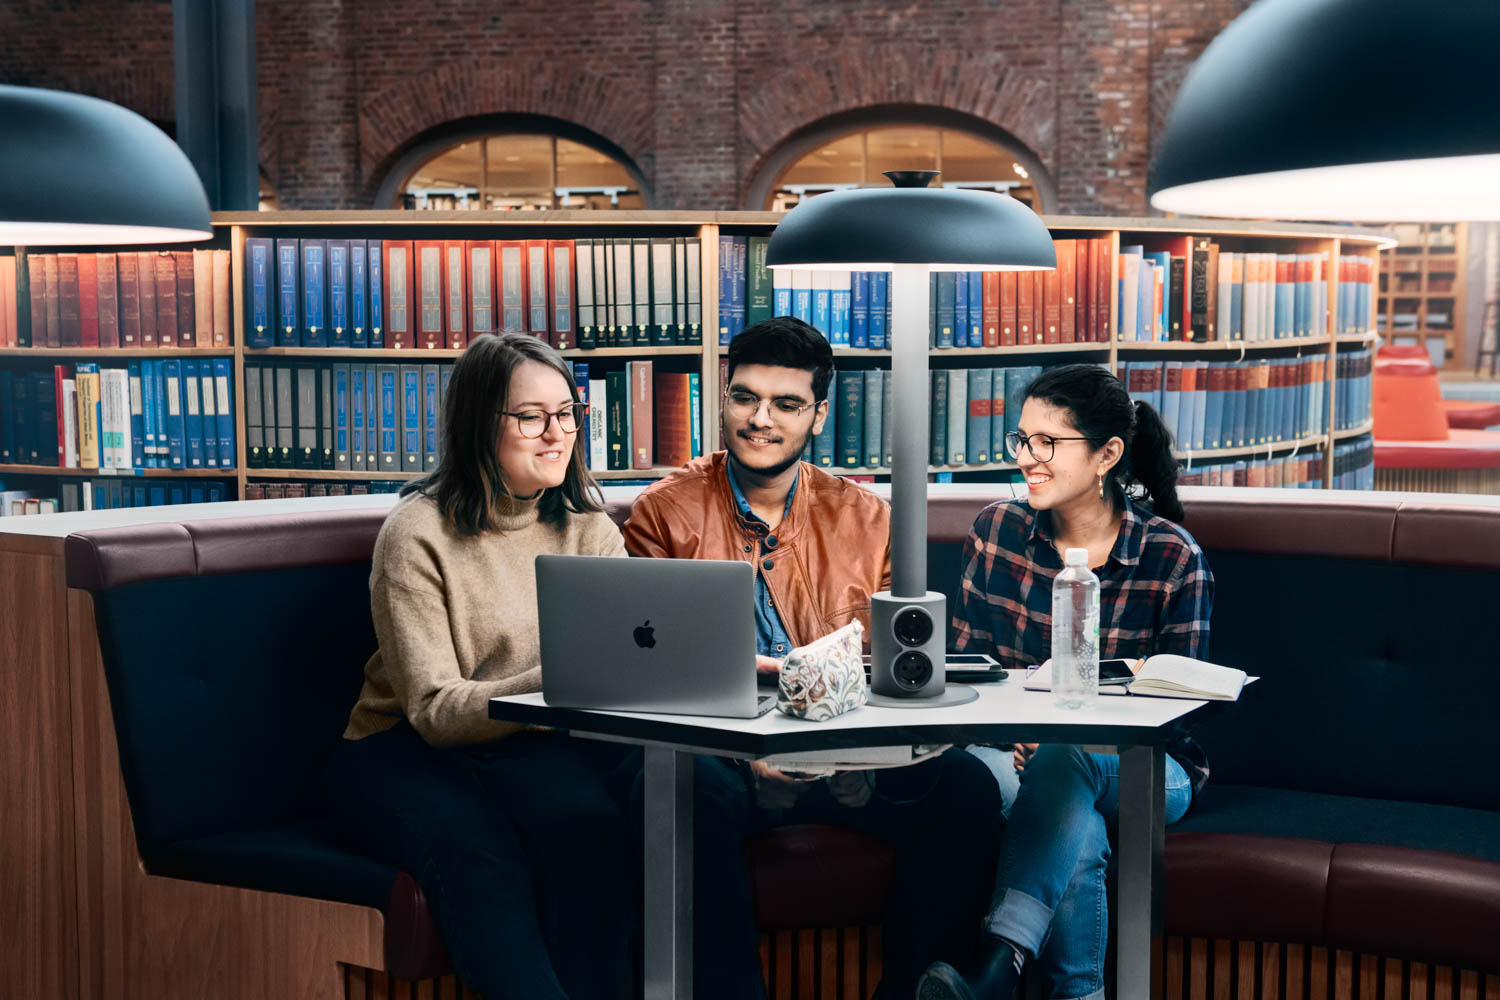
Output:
[1023, 364, 1185, 524]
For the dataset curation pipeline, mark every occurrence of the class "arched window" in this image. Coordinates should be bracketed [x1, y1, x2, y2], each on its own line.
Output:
[753, 118, 1052, 214]
[390, 128, 646, 211]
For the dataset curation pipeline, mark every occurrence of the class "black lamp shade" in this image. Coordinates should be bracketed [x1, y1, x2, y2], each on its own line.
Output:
[765, 184, 1056, 271]
[0, 85, 213, 245]
[1149, 0, 1500, 221]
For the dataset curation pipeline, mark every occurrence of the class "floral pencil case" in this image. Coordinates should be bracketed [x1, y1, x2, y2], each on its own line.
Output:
[776, 619, 867, 722]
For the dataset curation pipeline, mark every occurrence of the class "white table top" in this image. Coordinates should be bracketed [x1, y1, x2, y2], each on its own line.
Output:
[490, 675, 1223, 758]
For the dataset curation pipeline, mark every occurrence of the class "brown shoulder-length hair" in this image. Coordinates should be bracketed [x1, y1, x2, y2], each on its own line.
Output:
[401, 332, 604, 534]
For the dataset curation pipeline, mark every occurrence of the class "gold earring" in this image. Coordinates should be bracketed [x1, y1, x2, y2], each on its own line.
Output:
[1098, 472, 1105, 499]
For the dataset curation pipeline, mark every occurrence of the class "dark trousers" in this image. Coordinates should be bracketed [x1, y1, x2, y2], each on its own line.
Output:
[630, 747, 1005, 1000]
[323, 722, 638, 1000]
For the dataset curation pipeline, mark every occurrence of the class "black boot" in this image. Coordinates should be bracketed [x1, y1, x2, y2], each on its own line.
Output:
[916, 934, 1024, 1000]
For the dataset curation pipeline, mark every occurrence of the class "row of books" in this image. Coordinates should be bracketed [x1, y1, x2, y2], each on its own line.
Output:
[0, 359, 236, 471]
[245, 361, 446, 472]
[1177, 451, 1327, 489]
[245, 236, 704, 352]
[577, 360, 703, 472]
[0, 249, 233, 349]
[1116, 356, 1336, 454]
[1332, 349, 1375, 432]
[719, 235, 1116, 348]
[794, 364, 1051, 470]
[1120, 240, 1374, 343]
[0, 477, 231, 515]
[246, 480, 405, 500]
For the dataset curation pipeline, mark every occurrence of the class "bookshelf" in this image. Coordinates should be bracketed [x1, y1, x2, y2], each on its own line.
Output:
[0, 212, 1394, 510]
[1376, 221, 1467, 368]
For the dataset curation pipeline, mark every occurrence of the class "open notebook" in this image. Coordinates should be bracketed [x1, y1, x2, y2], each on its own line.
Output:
[1024, 654, 1246, 701]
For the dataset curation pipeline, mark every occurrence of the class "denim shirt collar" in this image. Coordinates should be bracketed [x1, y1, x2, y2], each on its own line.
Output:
[725, 458, 798, 528]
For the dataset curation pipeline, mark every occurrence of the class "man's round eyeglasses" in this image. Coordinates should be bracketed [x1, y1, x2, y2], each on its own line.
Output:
[1005, 431, 1101, 462]
[724, 390, 818, 421]
[500, 403, 588, 439]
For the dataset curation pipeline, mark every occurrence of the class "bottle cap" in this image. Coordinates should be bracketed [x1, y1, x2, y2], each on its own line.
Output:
[1064, 547, 1089, 567]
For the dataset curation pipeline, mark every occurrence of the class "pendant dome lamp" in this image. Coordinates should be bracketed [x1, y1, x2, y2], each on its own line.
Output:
[1150, 0, 1500, 221]
[767, 171, 1055, 707]
[0, 85, 213, 245]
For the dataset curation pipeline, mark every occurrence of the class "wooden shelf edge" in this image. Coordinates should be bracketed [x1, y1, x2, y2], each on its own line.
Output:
[0, 347, 234, 358]
[1116, 336, 1332, 353]
[0, 464, 236, 478]
[1332, 421, 1376, 441]
[1176, 435, 1329, 464]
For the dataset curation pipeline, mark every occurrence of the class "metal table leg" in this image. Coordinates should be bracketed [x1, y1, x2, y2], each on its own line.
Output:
[1116, 743, 1166, 1000]
[643, 746, 694, 1000]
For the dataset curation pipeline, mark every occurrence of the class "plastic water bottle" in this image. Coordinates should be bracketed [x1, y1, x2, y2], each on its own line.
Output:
[1052, 547, 1100, 709]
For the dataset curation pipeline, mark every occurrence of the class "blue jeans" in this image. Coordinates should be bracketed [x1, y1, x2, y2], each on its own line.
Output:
[982, 744, 1193, 1000]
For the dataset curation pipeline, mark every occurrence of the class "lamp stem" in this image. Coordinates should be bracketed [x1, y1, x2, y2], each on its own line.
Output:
[889, 263, 930, 599]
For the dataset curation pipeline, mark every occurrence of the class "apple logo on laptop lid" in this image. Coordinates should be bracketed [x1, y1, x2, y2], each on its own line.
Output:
[633, 620, 656, 649]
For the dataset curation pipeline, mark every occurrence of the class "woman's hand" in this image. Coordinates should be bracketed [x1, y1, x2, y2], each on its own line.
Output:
[755, 655, 786, 677]
[750, 760, 806, 809]
[1013, 743, 1039, 773]
[827, 770, 873, 808]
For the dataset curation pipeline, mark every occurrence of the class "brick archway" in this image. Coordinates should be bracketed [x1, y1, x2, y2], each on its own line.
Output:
[739, 44, 1055, 205]
[357, 58, 653, 188]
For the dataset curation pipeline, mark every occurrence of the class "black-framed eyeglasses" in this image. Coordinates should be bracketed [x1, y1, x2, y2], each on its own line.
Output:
[499, 403, 588, 439]
[724, 389, 818, 421]
[1005, 431, 1101, 462]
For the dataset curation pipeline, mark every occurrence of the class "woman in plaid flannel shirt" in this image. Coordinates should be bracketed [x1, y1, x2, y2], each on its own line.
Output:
[921, 364, 1214, 1000]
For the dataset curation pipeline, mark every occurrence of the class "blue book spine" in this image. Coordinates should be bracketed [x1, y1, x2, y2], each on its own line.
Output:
[207, 483, 225, 503]
[138, 360, 157, 467]
[328, 240, 350, 349]
[131, 485, 147, 507]
[334, 366, 349, 468]
[127, 361, 145, 470]
[402, 367, 421, 469]
[0, 370, 12, 464]
[301, 240, 327, 348]
[869, 272, 889, 350]
[968, 367, 993, 464]
[368, 239, 384, 349]
[718, 234, 736, 346]
[954, 272, 970, 349]
[688, 372, 702, 459]
[935, 272, 956, 349]
[349, 365, 365, 470]
[849, 272, 869, 349]
[968, 271, 984, 347]
[1277, 264, 1295, 339]
[380, 368, 398, 470]
[149, 485, 165, 507]
[793, 274, 812, 324]
[1002, 367, 1029, 446]
[276, 239, 300, 347]
[153, 360, 171, 468]
[773, 271, 791, 319]
[168, 486, 185, 507]
[197, 364, 219, 469]
[734, 237, 749, 341]
[830, 272, 851, 346]
[188, 485, 205, 505]
[162, 359, 186, 469]
[422, 365, 440, 471]
[812, 275, 831, 337]
[181, 360, 205, 468]
[213, 358, 235, 468]
[246, 238, 274, 349]
[1229, 278, 1244, 340]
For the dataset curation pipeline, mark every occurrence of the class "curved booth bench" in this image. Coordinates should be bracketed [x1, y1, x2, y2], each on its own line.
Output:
[59, 489, 1500, 997]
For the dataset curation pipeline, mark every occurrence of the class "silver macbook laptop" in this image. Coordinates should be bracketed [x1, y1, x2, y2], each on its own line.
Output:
[536, 554, 777, 718]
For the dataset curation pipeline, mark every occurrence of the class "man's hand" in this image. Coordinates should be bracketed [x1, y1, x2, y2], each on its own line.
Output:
[750, 760, 806, 809]
[755, 655, 786, 678]
[1013, 743, 1039, 773]
[827, 769, 873, 808]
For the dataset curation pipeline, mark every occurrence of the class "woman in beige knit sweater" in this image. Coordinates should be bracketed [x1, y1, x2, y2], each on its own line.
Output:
[323, 332, 635, 1000]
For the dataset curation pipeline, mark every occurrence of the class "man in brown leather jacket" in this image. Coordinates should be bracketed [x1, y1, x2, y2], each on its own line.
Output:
[623, 317, 1004, 1000]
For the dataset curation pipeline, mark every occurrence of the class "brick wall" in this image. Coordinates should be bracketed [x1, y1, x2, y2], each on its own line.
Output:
[0, 0, 1253, 213]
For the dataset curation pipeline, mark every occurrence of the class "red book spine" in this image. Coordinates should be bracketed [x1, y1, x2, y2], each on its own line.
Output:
[77, 252, 99, 348]
[981, 271, 999, 347]
[174, 250, 196, 347]
[413, 240, 444, 350]
[548, 239, 576, 350]
[1000, 272, 1017, 346]
[443, 239, 467, 349]
[1016, 269, 1033, 345]
[1057, 239, 1076, 343]
[54, 364, 68, 467]
[57, 253, 81, 347]
[153, 252, 177, 349]
[465, 240, 496, 340]
[1095, 237, 1112, 341]
[96, 253, 119, 348]
[0, 255, 14, 347]
[383, 240, 414, 349]
[1043, 266, 1061, 344]
[44, 253, 63, 348]
[117, 253, 140, 346]
[1033, 271, 1047, 346]
[136, 252, 157, 348]
[1075, 238, 1090, 343]
[629, 359, 654, 469]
